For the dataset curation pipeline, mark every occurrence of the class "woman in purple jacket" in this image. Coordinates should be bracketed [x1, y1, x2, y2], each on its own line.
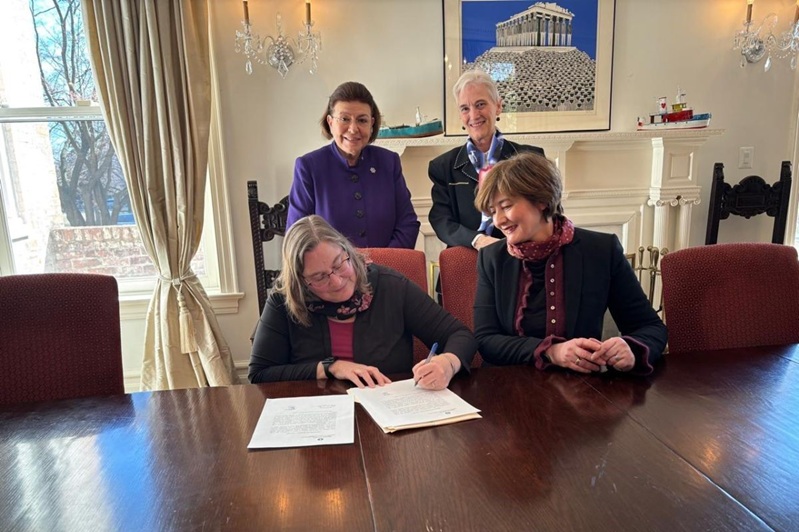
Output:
[287, 82, 420, 248]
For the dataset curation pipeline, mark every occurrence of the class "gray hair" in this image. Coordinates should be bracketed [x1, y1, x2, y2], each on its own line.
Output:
[274, 215, 370, 326]
[452, 70, 501, 104]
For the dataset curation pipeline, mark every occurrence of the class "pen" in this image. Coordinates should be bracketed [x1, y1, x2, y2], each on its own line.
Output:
[414, 342, 438, 387]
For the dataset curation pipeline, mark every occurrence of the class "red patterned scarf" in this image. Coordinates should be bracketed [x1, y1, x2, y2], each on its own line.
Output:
[507, 217, 575, 337]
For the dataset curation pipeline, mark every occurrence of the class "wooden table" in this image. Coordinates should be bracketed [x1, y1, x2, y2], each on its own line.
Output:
[0, 381, 373, 531]
[2, 345, 797, 531]
[588, 344, 799, 531]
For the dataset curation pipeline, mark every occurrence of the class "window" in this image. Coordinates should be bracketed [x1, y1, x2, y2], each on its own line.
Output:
[0, 0, 240, 313]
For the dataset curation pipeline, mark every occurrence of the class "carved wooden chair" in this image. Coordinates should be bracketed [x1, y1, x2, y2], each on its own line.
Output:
[661, 243, 799, 353]
[705, 161, 792, 245]
[248, 180, 289, 315]
[0, 273, 124, 406]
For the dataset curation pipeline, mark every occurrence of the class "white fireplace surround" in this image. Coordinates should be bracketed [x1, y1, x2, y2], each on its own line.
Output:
[376, 129, 723, 269]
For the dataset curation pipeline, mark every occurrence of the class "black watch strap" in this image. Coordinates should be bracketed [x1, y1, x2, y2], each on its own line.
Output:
[321, 356, 336, 379]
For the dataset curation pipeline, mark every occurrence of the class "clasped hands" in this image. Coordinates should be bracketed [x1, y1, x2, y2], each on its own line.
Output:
[545, 337, 634, 373]
[322, 353, 460, 390]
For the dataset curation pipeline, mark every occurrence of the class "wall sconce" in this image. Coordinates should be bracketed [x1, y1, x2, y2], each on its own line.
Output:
[234, 0, 322, 77]
[733, 0, 799, 71]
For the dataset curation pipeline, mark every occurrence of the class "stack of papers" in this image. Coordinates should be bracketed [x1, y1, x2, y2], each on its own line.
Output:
[248, 395, 354, 449]
[348, 379, 481, 433]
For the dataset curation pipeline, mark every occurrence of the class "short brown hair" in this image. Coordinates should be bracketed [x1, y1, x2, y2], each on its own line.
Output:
[320, 81, 382, 144]
[275, 215, 371, 327]
[474, 152, 564, 221]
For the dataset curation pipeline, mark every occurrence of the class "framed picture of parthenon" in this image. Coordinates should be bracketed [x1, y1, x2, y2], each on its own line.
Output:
[443, 0, 616, 134]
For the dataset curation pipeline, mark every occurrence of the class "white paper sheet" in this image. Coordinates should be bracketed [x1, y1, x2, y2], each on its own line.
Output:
[248, 395, 355, 449]
[348, 379, 481, 433]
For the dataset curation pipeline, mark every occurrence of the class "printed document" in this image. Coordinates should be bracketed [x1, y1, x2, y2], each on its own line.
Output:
[248, 395, 354, 449]
[348, 379, 481, 433]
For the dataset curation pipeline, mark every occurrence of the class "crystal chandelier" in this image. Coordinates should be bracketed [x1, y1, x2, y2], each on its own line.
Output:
[733, 0, 799, 71]
[234, 0, 322, 78]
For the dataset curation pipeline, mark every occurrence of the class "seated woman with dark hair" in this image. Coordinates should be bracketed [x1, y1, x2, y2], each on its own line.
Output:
[472, 152, 667, 375]
[249, 215, 476, 388]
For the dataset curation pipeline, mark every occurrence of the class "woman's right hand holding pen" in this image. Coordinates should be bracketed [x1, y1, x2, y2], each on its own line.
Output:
[412, 353, 461, 390]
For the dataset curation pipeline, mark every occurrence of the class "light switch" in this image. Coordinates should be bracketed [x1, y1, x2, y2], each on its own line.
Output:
[739, 146, 754, 169]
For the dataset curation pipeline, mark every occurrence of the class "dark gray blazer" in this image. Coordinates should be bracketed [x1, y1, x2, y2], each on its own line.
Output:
[474, 228, 667, 374]
[428, 139, 545, 247]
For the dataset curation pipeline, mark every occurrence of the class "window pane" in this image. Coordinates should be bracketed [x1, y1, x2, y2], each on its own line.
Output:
[0, 120, 205, 278]
[1, 120, 130, 274]
[1, 0, 96, 109]
[0, 1, 207, 282]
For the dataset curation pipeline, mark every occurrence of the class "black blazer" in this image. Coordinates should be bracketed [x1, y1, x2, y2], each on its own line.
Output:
[428, 139, 545, 247]
[474, 228, 667, 374]
[249, 264, 476, 383]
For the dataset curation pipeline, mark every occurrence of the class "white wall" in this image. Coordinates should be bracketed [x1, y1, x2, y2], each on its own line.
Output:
[121, 0, 799, 387]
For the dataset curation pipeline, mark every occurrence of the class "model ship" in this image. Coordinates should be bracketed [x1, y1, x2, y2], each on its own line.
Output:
[377, 106, 443, 139]
[637, 88, 711, 131]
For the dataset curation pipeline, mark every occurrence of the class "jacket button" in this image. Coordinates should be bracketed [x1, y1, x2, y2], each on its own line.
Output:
[354, 192, 362, 200]
[355, 210, 364, 218]
[350, 174, 359, 183]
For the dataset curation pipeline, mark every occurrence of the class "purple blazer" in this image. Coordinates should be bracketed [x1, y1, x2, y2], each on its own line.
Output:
[287, 142, 420, 248]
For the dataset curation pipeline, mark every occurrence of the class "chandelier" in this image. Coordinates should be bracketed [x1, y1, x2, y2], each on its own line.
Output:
[733, 0, 799, 71]
[234, 0, 322, 78]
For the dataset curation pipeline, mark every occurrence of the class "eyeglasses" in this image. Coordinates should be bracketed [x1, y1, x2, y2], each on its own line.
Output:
[330, 115, 372, 128]
[304, 256, 351, 287]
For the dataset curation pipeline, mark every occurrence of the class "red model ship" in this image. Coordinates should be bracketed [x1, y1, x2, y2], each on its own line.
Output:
[637, 88, 711, 131]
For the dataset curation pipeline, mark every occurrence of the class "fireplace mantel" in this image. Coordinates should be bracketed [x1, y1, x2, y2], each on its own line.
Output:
[378, 129, 724, 291]
[376, 129, 723, 156]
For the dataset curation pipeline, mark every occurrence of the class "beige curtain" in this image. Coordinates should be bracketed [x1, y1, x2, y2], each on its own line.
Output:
[82, 0, 238, 389]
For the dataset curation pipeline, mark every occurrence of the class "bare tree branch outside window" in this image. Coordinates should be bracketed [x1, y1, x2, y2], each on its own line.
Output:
[30, 0, 130, 227]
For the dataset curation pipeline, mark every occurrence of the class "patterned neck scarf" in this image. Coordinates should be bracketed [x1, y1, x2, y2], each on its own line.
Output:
[306, 264, 375, 320]
[507, 216, 575, 337]
[466, 130, 504, 174]
[467, 131, 504, 233]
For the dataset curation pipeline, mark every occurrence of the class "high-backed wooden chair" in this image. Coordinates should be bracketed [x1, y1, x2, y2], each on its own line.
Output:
[359, 247, 430, 363]
[661, 243, 799, 353]
[438, 246, 482, 368]
[0, 273, 124, 406]
[248, 180, 289, 315]
[705, 161, 792, 245]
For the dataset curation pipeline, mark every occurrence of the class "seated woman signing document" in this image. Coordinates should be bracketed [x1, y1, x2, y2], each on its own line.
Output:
[249, 215, 476, 389]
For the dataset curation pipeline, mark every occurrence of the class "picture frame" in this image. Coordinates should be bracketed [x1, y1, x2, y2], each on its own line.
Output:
[443, 0, 616, 135]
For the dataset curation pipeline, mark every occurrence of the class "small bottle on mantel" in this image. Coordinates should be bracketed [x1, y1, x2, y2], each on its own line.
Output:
[415, 106, 423, 126]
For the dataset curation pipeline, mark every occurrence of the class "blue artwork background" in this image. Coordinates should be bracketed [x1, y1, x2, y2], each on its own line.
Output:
[461, 1, 598, 63]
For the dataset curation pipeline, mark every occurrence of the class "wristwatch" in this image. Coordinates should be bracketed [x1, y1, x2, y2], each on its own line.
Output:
[321, 356, 337, 379]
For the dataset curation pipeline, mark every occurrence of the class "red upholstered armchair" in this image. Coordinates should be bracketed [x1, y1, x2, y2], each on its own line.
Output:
[0, 273, 124, 406]
[661, 243, 799, 353]
[438, 246, 482, 368]
[359, 248, 430, 363]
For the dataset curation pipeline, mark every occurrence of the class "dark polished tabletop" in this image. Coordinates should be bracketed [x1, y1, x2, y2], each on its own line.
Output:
[2, 344, 797, 531]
